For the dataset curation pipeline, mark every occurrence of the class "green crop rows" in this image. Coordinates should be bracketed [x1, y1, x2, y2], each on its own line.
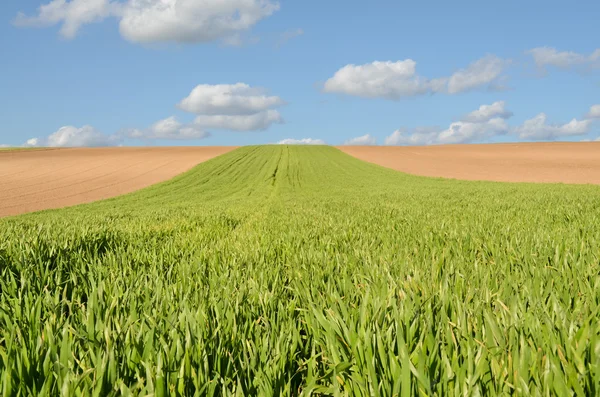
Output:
[1, 146, 599, 395]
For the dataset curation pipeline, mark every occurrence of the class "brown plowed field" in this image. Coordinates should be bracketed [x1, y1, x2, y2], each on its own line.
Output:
[338, 142, 600, 185]
[0, 147, 235, 217]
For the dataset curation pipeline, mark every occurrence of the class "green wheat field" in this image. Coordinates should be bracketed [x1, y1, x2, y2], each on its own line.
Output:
[1, 146, 599, 396]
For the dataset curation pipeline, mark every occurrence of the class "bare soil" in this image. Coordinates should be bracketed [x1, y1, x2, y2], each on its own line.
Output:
[0, 147, 235, 217]
[338, 142, 600, 185]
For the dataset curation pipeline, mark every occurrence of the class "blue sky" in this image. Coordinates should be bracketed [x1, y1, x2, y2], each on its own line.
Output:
[1, 0, 599, 147]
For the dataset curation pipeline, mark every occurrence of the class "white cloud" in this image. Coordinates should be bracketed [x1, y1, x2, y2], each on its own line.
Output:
[175, 126, 211, 139]
[384, 102, 597, 145]
[178, 83, 285, 131]
[528, 47, 585, 68]
[384, 127, 441, 146]
[514, 113, 592, 140]
[323, 60, 444, 99]
[15, 0, 279, 44]
[126, 116, 211, 140]
[343, 134, 377, 145]
[149, 116, 182, 136]
[462, 101, 513, 123]
[385, 101, 513, 146]
[23, 117, 212, 147]
[385, 119, 509, 146]
[323, 55, 507, 99]
[277, 138, 325, 145]
[587, 104, 600, 119]
[178, 83, 284, 115]
[193, 110, 282, 131]
[24, 138, 41, 147]
[119, 0, 279, 44]
[14, 0, 119, 39]
[527, 47, 600, 71]
[436, 118, 509, 144]
[25, 125, 120, 147]
[0, 144, 11, 148]
[580, 137, 600, 142]
[47, 125, 119, 147]
[447, 55, 507, 94]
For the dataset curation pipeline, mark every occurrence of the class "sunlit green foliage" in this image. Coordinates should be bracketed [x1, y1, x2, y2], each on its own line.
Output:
[1, 145, 599, 395]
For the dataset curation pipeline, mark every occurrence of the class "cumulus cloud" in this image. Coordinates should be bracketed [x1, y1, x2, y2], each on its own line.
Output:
[25, 125, 121, 147]
[14, 0, 118, 39]
[462, 101, 513, 123]
[178, 83, 285, 131]
[24, 117, 213, 148]
[28, 83, 285, 146]
[513, 113, 592, 140]
[385, 101, 512, 146]
[193, 110, 282, 131]
[436, 118, 509, 144]
[15, 0, 279, 44]
[384, 127, 441, 146]
[24, 138, 41, 147]
[323, 55, 507, 99]
[323, 60, 445, 99]
[527, 47, 600, 72]
[119, 0, 279, 44]
[125, 116, 210, 140]
[384, 101, 598, 145]
[343, 134, 377, 145]
[447, 55, 507, 94]
[178, 83, 285, 115]
[385, 119, 509, 146]
[277, 138, 325, 145]
[587, 104, 600, 119]
[0, 144, 11, 148]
